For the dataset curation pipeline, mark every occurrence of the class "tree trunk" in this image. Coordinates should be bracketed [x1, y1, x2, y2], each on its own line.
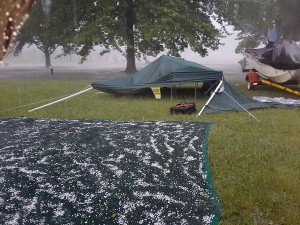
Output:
[125, 0, 137, 73]
[126, 47, 136, 73]
[44, 50, 51, 68]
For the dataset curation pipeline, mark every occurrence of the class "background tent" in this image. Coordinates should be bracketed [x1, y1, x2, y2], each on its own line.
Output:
[91, 55, 223, 95]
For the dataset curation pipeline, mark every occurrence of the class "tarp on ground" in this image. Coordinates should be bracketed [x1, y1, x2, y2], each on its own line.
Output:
[91, 55, 223, 94]
[202, 81, 300, 114]
[0, 118, 222, 225]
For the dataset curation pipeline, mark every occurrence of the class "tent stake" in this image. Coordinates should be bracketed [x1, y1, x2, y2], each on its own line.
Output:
[28, 87, 93, 112]
[197, 80, 224, 116]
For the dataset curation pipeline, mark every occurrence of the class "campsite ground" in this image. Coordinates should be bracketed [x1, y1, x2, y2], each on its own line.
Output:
[0, 62, 245, 81]
[0, 63, 300, 225]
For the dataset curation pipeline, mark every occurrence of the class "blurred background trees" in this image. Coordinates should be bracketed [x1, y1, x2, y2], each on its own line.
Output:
[12, 0, 76, 67]
[232, 0, 300, 53]
[11, 0, 300, 70]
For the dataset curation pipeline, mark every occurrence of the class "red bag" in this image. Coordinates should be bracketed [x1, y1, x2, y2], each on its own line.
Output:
[170, 102, 196, 114]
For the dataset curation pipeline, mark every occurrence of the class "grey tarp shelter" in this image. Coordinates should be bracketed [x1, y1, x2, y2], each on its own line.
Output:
[91, 55, 223, 95]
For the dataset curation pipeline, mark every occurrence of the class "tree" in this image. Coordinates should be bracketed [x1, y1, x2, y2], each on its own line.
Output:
[228, 0, 278, 53]
[277, 0, 300, 41]
[231, 0, 300, 53]
[69, 0, 237, 73]
[12, 0, 75, 67]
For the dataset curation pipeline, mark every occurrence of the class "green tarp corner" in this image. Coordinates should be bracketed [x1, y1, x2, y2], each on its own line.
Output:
[91, 55, 223, 94]
[0, 118, 222, 225]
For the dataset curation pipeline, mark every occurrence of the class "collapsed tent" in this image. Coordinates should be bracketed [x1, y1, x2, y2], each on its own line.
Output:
[0, 118, 222, 225]
[91, 55, 223, 95]
[199, 80, 300, 115]
[90, 54, 299, 115]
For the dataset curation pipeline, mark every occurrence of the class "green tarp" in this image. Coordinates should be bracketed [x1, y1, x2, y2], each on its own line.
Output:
[0, 118, 222, 225]
[91, 55, 223, 94]
[91, 54, 299, 114]
[202, 81, 300, 114]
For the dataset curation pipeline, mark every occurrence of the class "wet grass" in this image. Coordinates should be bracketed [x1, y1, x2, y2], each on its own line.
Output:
[0, 80, 299, 225]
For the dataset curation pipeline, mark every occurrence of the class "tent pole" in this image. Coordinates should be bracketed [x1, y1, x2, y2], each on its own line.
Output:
[28, 87, 93, 112]
[194, 83, 197, 99]
[197, 80, 223, 116]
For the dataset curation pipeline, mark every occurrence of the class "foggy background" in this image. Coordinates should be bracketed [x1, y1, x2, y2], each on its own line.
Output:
[0, 27, 244, 81]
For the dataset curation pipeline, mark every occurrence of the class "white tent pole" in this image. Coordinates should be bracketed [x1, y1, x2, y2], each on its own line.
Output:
[223, 90, 259, 121]
[194, 82, 197, 99]
[28, 87, 93, 112]
[197, 80, 224, 116]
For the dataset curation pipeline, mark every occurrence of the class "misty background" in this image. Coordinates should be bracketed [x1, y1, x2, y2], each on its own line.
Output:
[1, 30, 243, 80]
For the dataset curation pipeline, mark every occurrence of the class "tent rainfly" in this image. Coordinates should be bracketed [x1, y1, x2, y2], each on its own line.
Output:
[91, 55, 223, 95]
[199, 80, 300, 115]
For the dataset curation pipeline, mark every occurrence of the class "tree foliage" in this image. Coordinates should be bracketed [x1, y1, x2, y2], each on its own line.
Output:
[232, 0, 300, 53]
[13, 0, 76, 67]
[14, 0, 262, 71]
[277, 0, 300, 41]
[229, 0, 278, 53]
[69, 0, 238, 72]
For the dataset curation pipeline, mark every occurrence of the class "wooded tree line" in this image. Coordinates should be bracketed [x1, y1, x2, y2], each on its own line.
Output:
[12, 0, 300, 71]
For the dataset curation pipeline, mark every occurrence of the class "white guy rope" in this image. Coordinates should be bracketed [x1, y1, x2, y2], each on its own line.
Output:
[0, 93, 76, 113]
[28, 86, 93, 112]
[223, 90, 259, 121]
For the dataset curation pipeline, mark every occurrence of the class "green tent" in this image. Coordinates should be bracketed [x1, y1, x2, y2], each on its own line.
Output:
[91, 55, 223, 95]
[199, 80, 300, 116]
[90, 54, 299, 115]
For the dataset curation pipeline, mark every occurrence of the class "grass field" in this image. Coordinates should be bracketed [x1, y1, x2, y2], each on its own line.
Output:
[0, 80, 299, 225]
